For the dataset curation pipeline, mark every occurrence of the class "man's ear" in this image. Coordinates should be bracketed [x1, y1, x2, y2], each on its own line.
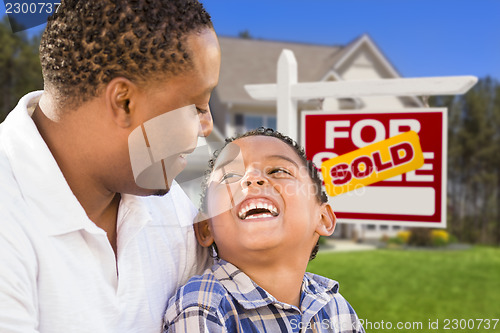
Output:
[193, 213, 214, 248]
[105, 77, 136, 128]
[315, 203, 336, 237]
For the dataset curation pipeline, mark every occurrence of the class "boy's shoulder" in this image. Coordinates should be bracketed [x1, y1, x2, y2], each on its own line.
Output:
[164, 260, 243, 330]
[165, 259, 267, 320]
[166, 265, 228, 316]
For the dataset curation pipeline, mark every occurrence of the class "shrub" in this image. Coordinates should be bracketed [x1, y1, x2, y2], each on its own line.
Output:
[408, 228, 433, 246]
[388, 236, 404, 245]
[380, 234, 390, 243]
[431, 230, 450, 246]
[397, 231, 411, 244]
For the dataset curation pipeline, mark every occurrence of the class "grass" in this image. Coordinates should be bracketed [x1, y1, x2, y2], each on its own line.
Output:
[307, 246, 500, 332]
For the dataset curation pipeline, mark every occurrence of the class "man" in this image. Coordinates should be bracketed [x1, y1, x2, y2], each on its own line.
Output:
[0, 0, 220, 332]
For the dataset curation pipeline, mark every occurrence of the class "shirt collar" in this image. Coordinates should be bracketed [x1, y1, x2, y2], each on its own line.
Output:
[300, 272, 339, 320]
[1, 92, 152, 236]
[1, 92, 91, 235]
[212, 259, 339, 314]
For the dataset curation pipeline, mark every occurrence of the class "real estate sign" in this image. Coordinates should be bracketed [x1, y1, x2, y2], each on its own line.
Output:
[302, 108, 447, 227]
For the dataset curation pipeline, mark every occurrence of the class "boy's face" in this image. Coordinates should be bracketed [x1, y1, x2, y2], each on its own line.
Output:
[197, 136, 335, 264]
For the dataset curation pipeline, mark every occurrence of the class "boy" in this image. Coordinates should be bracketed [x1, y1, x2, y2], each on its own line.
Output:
[164, 128, 364, 332]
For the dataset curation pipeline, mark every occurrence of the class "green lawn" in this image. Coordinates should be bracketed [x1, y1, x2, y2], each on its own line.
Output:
[307, 246, 500, 332]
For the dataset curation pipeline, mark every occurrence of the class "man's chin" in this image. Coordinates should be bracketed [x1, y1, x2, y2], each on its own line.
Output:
[152, 189, 169, 197]
[133, 187, 170, 197]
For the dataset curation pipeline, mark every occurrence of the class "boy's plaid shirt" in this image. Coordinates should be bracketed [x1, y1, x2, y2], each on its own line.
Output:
[164, 260, 364, 332]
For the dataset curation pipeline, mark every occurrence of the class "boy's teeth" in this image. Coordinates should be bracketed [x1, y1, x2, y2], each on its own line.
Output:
[246, 213, 273, 220]
[237, 199, 279, 220]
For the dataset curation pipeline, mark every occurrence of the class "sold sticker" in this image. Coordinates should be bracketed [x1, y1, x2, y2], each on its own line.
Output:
[321, 131, 424, 196]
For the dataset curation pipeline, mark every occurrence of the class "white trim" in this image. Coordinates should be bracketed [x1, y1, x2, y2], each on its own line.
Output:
[332, 35, 424, 107]
[246, 76, 478, 101]
[319, 69, 343, 82]
[334, 35, 399, 78]
[320, 70, 365, 109]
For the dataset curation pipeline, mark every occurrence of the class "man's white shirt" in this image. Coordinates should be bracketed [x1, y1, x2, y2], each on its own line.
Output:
[0, 91, 209, 332]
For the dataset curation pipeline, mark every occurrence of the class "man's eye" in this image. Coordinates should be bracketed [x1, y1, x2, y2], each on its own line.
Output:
[220, 172, 242, 183]
[196, 107, 208, 114]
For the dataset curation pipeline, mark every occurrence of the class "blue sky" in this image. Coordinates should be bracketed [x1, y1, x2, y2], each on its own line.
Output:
[2, 0, 498, 80]
[201, 0, 499, 80]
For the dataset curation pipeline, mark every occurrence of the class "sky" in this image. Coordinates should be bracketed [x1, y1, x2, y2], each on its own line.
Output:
[1, 0, 498, 81]
[201, 0, 499, 80]
[202, 0, 500, 79]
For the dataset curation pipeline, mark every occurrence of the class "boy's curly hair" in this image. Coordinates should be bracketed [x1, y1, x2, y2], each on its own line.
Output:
[201, 127, 329, 261]
[40, 0, 212, 109]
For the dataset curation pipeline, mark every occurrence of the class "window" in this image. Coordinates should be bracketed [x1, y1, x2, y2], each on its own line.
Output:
[234, 114, 277, 134]
[245, 115, 264, 130]
[267, 117, 277, 129]
[235, 114, 244, 126]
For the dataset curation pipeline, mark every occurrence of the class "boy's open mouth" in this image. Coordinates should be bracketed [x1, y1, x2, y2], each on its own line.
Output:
[238, 198, 279, 220]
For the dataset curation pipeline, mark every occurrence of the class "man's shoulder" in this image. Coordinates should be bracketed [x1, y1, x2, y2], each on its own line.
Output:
[0, 91, 42, 214]
[0, 138, 25, 217]
[0, 146, 37, 262]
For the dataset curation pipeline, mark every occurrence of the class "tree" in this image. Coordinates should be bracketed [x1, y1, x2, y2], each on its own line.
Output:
[433, 77, 500, 244]
[0, 16, 43, 122]
[238, 30, 252, 39]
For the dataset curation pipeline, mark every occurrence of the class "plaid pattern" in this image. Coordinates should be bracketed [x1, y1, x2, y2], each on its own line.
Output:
[164, 260, 364, 332]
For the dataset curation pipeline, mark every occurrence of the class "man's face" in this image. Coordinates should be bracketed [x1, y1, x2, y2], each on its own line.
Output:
[203, 136, 325, 264]
[127, 28, 221, 196]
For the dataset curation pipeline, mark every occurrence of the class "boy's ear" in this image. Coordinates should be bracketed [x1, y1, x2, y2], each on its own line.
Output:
[193, 213, 214, 248]
[315, 203, 336, 237]
[105, 77, 136, 128]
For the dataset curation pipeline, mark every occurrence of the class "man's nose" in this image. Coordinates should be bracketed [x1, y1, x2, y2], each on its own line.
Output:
[198, 106, 213, 137]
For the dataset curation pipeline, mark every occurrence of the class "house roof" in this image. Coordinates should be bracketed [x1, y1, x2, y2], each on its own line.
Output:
[216, 36, 343, 105]
[214, 35, 421, 108]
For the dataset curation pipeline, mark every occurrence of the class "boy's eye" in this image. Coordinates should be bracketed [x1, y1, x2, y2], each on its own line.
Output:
[268, 168, 292, 177]
[219, 172, 243, 184]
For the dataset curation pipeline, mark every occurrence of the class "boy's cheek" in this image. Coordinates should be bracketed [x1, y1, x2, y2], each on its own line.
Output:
[207, 183, 245, 219]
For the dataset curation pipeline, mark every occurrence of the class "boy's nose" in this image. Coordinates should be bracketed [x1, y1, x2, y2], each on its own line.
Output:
[245, 179, 265, 186]
[242, 170, 267, 187]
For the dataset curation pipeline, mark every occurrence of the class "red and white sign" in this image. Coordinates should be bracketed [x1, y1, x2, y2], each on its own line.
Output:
[301, 108, 447, 227]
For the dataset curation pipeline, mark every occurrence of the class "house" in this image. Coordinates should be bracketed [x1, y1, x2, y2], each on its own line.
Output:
[177, 34, 423, 240]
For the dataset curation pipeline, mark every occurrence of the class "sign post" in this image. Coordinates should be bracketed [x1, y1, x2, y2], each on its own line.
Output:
[245, 49, 477, 142]
[244, 49, 477, 227]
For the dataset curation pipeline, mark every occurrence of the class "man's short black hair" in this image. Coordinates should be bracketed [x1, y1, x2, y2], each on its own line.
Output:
[201, 127, 329, 261]
[39, 0, 212, 109]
